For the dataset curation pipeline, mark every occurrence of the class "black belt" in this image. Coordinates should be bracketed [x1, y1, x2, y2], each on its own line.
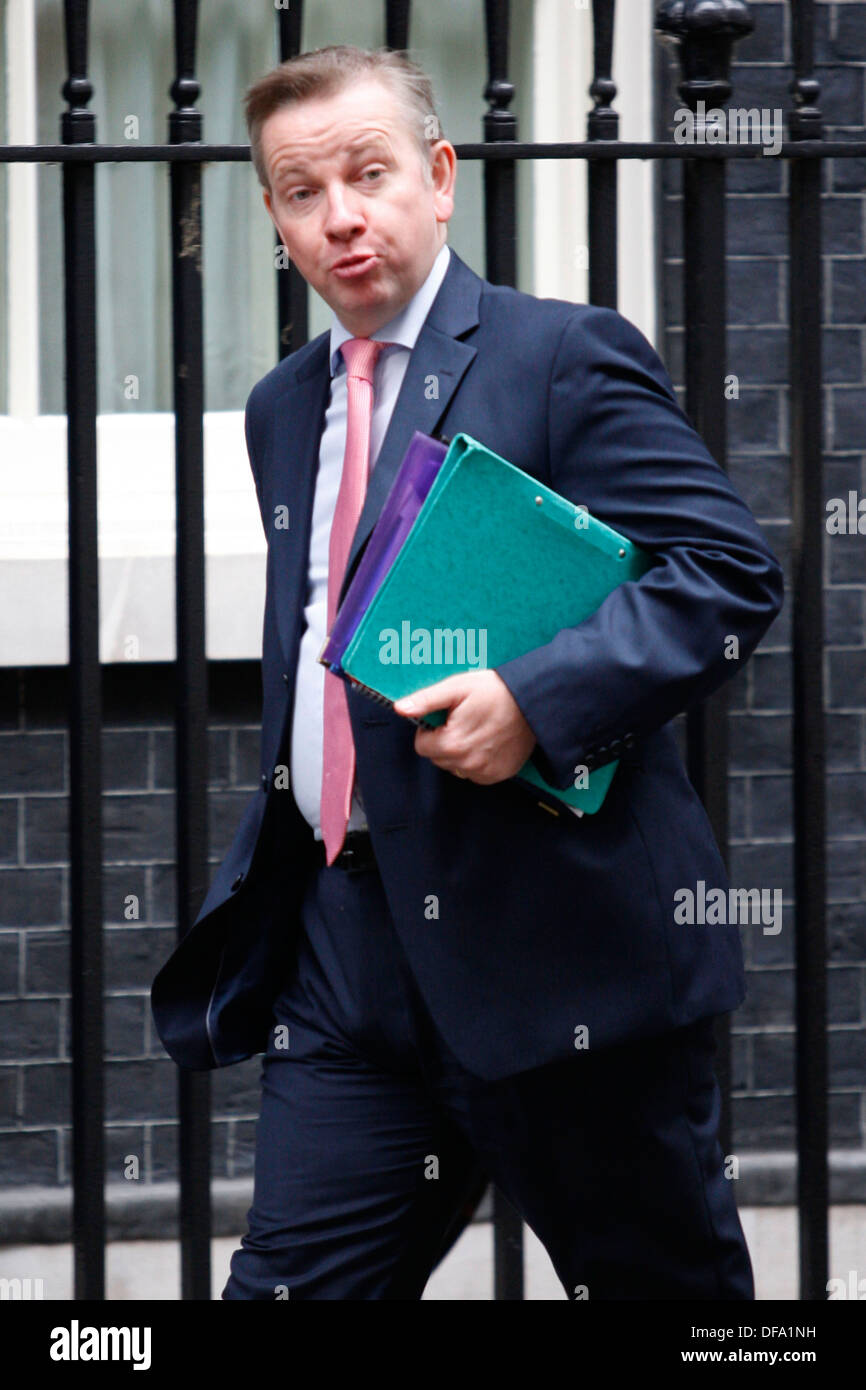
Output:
[314, 830, 378, 874]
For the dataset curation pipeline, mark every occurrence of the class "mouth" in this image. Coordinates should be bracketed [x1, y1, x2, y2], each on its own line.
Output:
[331, 253, 380, 280]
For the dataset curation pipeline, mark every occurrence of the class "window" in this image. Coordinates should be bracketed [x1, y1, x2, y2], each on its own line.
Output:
[2, 0, 654, 664]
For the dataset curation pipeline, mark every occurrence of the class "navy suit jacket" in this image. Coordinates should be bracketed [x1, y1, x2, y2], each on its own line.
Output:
[151, 246, 785, 1081]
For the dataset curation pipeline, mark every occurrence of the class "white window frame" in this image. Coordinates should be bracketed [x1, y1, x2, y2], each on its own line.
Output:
[2, 0, 266, 666]
[532, 0, 656, 345]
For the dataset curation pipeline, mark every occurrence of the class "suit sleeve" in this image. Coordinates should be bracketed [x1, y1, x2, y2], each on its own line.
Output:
[493, 305, 785, 791]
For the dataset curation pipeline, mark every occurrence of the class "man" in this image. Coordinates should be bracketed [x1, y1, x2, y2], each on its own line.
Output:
[151, 44, 785, 1300]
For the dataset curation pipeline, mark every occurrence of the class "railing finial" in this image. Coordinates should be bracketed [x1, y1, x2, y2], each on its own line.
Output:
[789, 0, 822, 140]
[169, 0, 202, 144]
[589, 0, 618, 141]
[483, 0, 517, 143]
[61, 0, 95, 144]
[655, 0, 755, 112]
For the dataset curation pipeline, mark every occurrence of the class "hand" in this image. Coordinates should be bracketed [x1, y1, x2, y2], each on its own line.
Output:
[393, 670, 537, 784]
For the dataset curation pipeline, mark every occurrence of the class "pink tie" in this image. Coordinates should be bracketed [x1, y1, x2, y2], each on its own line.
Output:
[321, 337, 387, 864]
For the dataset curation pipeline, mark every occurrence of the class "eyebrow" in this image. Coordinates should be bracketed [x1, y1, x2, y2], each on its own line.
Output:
[276, 138, 392, 180]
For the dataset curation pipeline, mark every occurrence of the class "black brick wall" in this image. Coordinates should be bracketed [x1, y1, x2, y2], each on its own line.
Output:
[0, 664, 266, 1188]
[657, 1, 866, 1156]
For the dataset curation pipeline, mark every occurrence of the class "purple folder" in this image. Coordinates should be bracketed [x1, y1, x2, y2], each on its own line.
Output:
[319, 430, 449, 672]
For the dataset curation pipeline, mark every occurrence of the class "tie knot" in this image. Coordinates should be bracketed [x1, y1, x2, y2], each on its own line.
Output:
[341, 337, 388, 385]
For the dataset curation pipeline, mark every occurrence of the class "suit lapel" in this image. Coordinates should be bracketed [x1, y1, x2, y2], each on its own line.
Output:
[341, 249, 482, 598]
[266, 337, 331, 675]
[267, 248, 483, 675]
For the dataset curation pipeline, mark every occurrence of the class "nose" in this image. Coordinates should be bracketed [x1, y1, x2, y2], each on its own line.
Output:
[322, 180, 366, 239]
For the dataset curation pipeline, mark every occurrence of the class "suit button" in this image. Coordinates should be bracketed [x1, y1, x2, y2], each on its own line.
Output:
[584, 753, 597, 771]
[623, 732, 635, 748]
[231, 872, 244, 891]
[609, 738, 622, 753]
[261, 772, 269, 792]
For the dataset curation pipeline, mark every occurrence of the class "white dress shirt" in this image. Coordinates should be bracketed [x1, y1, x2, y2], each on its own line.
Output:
[290, 242, 452, 839]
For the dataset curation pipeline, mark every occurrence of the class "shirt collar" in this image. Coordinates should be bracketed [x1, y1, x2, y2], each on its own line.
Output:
[329, 243, 451, 376]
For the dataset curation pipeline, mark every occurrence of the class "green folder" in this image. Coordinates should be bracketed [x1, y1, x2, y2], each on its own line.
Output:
[337, 432, 655, 815]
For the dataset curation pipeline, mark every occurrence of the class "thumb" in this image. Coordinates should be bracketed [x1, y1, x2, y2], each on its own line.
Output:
[393, 674, 469, 718]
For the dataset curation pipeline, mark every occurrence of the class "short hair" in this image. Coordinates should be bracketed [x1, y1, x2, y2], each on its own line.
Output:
[244, 44, 445, 191]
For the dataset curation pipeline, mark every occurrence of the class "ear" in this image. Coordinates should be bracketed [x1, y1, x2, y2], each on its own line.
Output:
[263, 190, 283, 243]
[430, 141, 457, 226]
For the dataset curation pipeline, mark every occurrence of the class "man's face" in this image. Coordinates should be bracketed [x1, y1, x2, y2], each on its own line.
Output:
[260, 78, 456, 338]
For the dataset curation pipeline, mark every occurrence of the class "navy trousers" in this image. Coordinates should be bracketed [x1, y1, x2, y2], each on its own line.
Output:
[221, 858, 755, 1301]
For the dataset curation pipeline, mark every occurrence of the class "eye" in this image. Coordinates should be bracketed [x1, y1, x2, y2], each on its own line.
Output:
[361, 167, 384, 182]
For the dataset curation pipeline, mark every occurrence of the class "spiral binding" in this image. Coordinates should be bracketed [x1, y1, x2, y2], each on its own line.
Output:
[347, 676, 425, 726]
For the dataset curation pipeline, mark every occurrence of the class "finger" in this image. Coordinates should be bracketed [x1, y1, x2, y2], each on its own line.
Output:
[430, 754, 473, 779]
[413, 723, 457, 759]
[393, 675, 470, 719]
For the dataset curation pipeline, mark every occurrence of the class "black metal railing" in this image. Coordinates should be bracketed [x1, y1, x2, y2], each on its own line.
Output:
[0, 0, 850, 1300]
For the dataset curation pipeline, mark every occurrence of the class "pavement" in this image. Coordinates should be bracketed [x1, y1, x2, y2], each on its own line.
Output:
[1, 1205, 864, 1299]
